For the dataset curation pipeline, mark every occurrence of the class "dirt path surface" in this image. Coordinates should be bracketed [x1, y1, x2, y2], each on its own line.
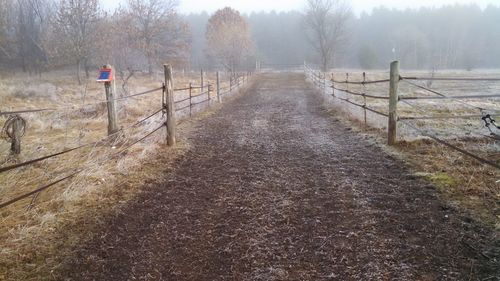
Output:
[60, 73, 498, 280]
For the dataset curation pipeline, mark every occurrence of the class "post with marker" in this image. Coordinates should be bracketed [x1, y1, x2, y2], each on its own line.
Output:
[97, 65, 119, 136]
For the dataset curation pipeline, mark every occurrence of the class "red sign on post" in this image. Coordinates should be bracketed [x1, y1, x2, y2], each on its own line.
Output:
[97, 67, 113, 82]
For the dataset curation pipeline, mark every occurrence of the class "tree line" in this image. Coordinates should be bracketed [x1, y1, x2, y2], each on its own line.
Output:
[1, 0, 500, 80]
[188, 2, 500, 71]
[0, 0, 190, 83]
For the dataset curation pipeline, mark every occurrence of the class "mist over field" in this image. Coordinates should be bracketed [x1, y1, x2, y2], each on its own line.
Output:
[188, 5, 500, 70]
[1, 0, 500, 75]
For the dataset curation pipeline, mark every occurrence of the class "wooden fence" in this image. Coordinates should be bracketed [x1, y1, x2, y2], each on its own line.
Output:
[0, 65, 253, 210]
[304, 61, 500, 169]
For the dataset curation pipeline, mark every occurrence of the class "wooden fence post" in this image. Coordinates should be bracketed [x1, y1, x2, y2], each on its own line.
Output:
[103, 64, 118, 136]
[207, 82, 211, 103]
[323, 72, 326, 93]
[164, 64, 176, 146]
[189, 82, 193, 117]
[363, 72, 367, 126]
[346, 73, 349, 101]
[216, 71, 221, 103]
[331, 73, 335, 97]
[388, 61, 400, 145]
[200, 69, 204, 95]
[10, 116, 23, 155]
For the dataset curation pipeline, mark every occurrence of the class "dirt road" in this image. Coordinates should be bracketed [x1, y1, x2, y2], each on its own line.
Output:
[60, 73, 498, 280]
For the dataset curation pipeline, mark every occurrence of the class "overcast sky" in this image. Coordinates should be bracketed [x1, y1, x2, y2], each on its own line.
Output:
[101, 0, 500, 15]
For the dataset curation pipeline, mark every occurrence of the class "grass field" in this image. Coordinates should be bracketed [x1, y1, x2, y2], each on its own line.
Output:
[0, 68, 241, 279]
[312, 69, 500, 228]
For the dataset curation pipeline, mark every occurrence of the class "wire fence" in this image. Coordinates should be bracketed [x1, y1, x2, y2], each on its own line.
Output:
[0, 68, 252, 211]
[304, 63, 500, 170]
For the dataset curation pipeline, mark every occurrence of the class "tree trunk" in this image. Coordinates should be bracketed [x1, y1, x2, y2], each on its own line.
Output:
[147, 55, 154, 76]
[84, 58, 90, 79]
[77, 59, 82, 85]
[322, 55, 328, 72]
[21, 55, 27, 73]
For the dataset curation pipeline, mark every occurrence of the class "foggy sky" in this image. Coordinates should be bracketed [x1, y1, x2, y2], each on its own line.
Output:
[101, 0, 500, 15]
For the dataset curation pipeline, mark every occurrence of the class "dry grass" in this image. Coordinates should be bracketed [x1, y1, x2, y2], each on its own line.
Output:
[326, 109, 500, 227]
[0, 68, 239, 280]
[327, 69, 500, 139]
[316, 70, 500, 228]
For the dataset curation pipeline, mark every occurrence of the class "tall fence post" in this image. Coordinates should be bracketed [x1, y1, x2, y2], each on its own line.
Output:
[323, 72, 326, 93]
[388, 61, 400, 145]
[363, 72, 367, 126]
[10, 115, 23, 155]
[189, 82, 193, 117]
[207, 82, 211, 104]
[216, 71, 221, 103]
[164, 64, 176, 146]
[200, 69, 204, 95]
[104, 64, 119, 135]
[346, 73, 349, 101]
[331, 73, 335, 97]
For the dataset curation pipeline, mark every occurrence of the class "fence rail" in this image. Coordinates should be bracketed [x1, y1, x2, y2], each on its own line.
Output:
[304, 62, 500, 170]
[0, 66, 253, 211]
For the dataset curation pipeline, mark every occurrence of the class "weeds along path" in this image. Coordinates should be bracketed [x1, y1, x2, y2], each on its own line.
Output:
[59, 73, 498, 280]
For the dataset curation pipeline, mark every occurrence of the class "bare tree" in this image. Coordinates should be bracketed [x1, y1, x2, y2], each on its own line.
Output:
[0, 0, 13, 59]
[304, 0, 350, 71]
[93, 10, 140, 81]
[205, 7, 253, 74]
[125, 0, 189, 75]
[53, 0, 101, 84]
[14, 0, 51, 75]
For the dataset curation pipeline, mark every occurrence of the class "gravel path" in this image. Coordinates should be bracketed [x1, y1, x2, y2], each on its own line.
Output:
[60, 73, 498, 280]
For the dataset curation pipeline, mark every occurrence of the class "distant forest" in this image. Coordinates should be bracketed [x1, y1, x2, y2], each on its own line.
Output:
[187, 4, 500, 70]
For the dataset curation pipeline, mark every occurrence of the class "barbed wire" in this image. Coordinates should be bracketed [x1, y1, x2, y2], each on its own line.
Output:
[330, 84, 390, 100]
[0, 71, 253, 212]
[401, 120, 500, 170]
[305, 67, 389, 117]
[1, 115, 27, 142]
[401, 76, 500, 82]
[399, 98, 497, 140]
[400, 78, 488, 112]
[306, 66, 500, 169]
[0, 122, 166, 210]
[0, 107, 163, 174]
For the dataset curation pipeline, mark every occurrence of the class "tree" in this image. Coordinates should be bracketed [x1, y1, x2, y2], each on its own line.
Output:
[392, 25, 429, 69]
[0, 0, 13, 59]
[206, 7, 254, 74]
[14, 0, 51, 75]
[53, 0, 101, 84]
[125, 0, 190, 75]
[304, 0, 351, 71]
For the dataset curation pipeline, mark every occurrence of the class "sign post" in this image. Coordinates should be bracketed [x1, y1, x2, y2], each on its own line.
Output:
[97, 65, 119, 136]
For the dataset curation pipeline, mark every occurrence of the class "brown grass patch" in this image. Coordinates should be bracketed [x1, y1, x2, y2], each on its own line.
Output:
[324, 104, 500, 228]
[0, 69, 245, 280]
